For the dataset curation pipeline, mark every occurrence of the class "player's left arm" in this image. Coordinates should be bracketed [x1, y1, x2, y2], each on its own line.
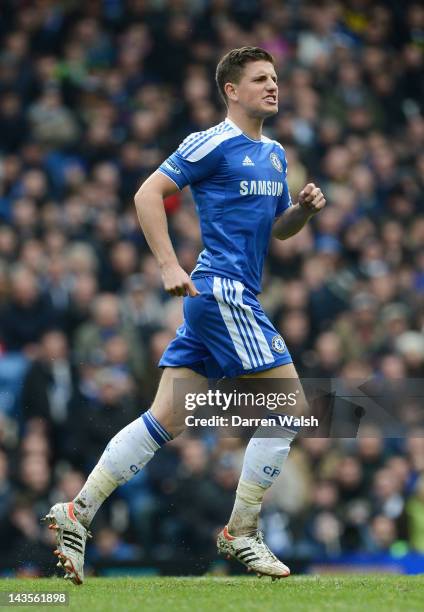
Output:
[272, 183, 326, 240]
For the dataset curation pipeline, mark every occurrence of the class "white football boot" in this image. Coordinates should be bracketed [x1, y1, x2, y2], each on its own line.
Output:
[217, 526, 290, 580]
[42, 502, 91, 585]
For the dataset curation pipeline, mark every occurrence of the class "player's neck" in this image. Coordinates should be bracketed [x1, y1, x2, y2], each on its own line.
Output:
[227, 112, 263, 142]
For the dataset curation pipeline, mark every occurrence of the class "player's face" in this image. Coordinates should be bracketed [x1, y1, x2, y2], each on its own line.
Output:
[231, 60, 278, 118]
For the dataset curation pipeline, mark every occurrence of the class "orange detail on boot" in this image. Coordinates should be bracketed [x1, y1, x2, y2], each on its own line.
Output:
[68, 502, 77, 522]
[223, 526, 236, 541]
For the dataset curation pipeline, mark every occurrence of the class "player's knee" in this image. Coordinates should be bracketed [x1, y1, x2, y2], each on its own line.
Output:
[149, 404, 185, 438]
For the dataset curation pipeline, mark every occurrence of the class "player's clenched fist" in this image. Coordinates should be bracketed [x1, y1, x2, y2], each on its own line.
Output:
[161, 262, 200, 297]
[299, 183, 326, 214]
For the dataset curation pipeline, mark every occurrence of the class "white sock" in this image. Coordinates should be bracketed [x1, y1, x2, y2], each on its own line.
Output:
[72, 466, 118, 528]
[228, 425, 296, 536]
[73, 410, 171, 527]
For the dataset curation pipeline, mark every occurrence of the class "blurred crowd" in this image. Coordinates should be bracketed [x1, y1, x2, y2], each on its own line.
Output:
[0, 0, 423, 575]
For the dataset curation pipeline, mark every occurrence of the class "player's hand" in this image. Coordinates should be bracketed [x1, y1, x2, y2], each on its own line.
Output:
[298, 183, 326, 215]
[160, 262, 200, 297]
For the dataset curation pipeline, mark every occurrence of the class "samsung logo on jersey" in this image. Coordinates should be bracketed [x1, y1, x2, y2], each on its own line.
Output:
[239, 180, 283, 196]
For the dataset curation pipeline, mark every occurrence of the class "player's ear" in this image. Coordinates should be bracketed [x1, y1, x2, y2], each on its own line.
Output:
[224, 82, 238, 102]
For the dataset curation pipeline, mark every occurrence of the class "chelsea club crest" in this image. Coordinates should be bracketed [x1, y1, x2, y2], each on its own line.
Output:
[271, 335, 286, 353]
[269, 152, 283, 173]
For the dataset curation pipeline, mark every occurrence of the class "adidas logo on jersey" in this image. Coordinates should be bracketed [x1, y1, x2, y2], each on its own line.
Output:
[242, 156, 255, 166]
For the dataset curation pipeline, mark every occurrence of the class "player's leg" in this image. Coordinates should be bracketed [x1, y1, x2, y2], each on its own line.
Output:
[43, 366, 205, 584]
[227, 362, 302, 535]
[217, 362, 303, 578]
[200, 279, 306, 577]
[73, 366, 204, 525]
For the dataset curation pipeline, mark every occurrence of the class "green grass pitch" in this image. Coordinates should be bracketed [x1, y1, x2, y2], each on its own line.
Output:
[0, 576, 423, 611]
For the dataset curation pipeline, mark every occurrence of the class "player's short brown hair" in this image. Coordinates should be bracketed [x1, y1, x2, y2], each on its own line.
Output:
[215, 46, 275, 104]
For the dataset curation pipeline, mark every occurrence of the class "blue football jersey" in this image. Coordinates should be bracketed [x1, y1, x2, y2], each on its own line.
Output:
[158, 118, 292, 294]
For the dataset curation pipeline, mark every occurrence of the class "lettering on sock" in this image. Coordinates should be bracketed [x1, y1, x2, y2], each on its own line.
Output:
[263, 466, 281, 478]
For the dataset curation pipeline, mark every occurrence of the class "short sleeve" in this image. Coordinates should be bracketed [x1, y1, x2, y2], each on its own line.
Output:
[275, 152, 292, 218]
[158, 132, 223, 190]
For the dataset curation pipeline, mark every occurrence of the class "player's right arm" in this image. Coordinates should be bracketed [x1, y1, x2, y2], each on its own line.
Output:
[134, 171, 199, 297]
[136, 126, 223, 295]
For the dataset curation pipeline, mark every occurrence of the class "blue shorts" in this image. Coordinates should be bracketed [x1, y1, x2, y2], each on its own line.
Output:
[159, 276, 293, 378]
